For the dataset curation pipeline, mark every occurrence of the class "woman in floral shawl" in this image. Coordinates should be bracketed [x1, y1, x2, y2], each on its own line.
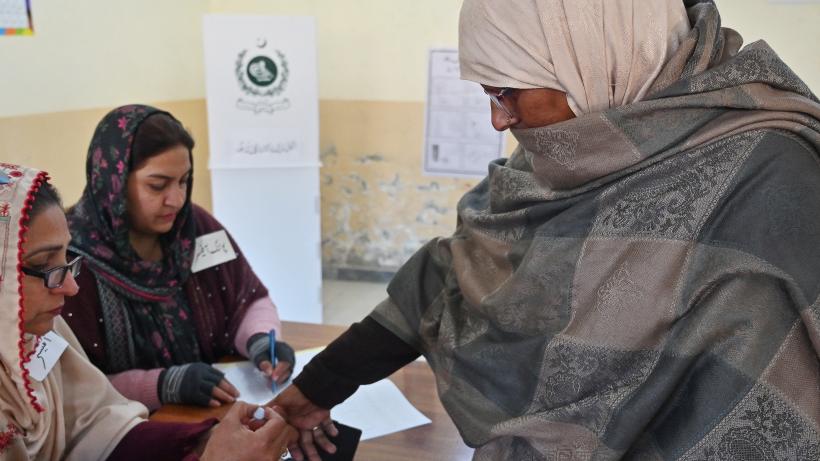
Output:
[63, 105, 295, 411]
[0, 163, 294, 461]
[276, 1, 820, 460]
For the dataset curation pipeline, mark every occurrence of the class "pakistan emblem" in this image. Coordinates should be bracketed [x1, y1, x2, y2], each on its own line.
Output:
[235, 38, 291, 114]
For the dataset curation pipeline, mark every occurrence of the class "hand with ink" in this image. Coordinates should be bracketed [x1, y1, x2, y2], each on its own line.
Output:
[270, 385, 338, 461]
[199, 401, 297, 461]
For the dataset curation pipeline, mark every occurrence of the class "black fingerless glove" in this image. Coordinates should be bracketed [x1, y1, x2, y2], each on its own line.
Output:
[246, 333, 296, 370]
[158, 362, 225, 407]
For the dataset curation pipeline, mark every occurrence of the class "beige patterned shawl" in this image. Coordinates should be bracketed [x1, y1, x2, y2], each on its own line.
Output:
[0, 165, 146, 461]
[459, 0, 692, 115]
[375, 1, 820, 459]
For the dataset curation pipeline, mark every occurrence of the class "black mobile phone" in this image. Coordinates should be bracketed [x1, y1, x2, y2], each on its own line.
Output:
[284, 421, 362, 461]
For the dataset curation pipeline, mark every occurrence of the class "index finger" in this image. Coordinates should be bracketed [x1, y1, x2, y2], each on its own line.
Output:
[224, 400, 256, 421]
[272, 361, 292, 384]
[258, 360, 274, 377]
[255, 407, 289, 438]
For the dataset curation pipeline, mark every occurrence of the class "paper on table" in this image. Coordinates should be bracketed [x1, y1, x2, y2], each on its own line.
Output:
[213, 347, 432, 440]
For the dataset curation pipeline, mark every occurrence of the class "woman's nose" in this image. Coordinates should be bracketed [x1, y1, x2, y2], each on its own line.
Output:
[490, 103, 517, 131]
[165, 186, 186, 207]
[54, 271, 80, 297]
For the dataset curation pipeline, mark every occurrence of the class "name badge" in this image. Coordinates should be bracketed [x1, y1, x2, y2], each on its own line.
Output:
[26, 332, 69, 382]
[191, 230, 238, 273]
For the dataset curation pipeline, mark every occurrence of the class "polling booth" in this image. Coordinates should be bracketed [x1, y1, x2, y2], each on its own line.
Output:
[203, 15, 322, 323]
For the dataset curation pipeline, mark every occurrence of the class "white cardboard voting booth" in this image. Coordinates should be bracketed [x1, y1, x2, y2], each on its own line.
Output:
[203, 15, 322, 323]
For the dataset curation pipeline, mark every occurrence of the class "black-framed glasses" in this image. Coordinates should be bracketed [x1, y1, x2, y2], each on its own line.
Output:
[483, 87, 515, 119]
[22, 255, 82, 289]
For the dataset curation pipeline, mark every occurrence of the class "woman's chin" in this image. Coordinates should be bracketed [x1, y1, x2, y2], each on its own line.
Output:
[152, 222, 175, 235]
[24, 318, 55, 337]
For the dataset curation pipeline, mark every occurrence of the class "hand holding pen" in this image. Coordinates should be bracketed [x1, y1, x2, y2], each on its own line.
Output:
[247, 330, 296, 386]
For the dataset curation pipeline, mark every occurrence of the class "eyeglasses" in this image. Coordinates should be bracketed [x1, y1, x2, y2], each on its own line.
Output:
[22, 255, 83, 289]
[483, 87, 515, 119]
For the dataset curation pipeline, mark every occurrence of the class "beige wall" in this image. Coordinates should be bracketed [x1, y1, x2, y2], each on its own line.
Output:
[318, 100, 480, 271]
[0, 1, 207, 118]
[1, 0, 818, 272]
[0, 100, 214, 210]
[717, 0, 820, 92]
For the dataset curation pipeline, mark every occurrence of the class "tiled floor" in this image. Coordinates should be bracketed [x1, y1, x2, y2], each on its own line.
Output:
[321, 279, 389, 326]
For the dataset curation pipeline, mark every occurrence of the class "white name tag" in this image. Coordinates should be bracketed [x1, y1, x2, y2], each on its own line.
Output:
[191, 230, 238, 273]
[26, 332, 69, 382]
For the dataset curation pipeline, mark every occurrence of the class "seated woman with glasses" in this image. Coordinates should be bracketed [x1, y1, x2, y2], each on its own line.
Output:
[21, 254, 83, 291]
[0, 164, 295, 461]
[61, 105, 295, 411]
[275, 0, 820, 459]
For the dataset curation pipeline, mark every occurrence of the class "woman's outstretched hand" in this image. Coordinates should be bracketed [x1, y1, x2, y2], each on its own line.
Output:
[269, 385, 338, 461]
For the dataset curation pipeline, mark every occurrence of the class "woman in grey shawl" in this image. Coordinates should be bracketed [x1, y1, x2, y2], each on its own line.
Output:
[276, 1, 820, 459]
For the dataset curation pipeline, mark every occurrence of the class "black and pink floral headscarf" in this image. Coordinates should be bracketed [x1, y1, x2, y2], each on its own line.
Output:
[66, 105, 200, 371]
[70, 105, 195, 285]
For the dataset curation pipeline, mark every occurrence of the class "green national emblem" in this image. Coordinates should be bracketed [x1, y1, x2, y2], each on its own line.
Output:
[247, 56, 277, 87]
[235, 49, 289, 97]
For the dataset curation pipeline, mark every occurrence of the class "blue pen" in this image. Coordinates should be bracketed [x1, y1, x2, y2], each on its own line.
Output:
[269, 329, 277, 392]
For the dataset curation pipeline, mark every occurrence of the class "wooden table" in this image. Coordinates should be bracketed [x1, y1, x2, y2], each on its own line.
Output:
[151, 321, 474, 460]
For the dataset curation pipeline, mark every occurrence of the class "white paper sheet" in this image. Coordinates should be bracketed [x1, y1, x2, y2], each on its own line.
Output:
[214, 347, 432, 440]
[0, 0, 29, 29]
